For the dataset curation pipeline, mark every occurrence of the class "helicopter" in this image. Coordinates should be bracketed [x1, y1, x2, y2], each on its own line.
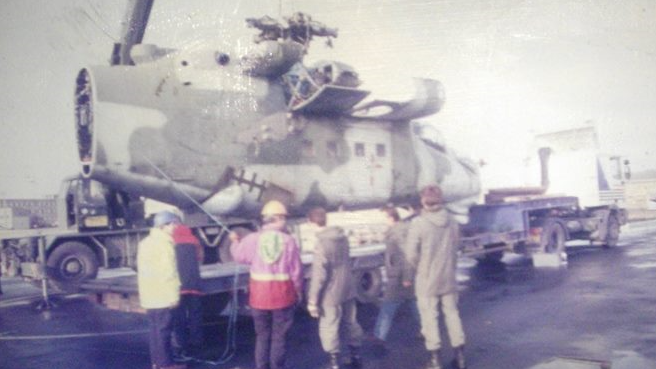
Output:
[74, 3, 480, 219]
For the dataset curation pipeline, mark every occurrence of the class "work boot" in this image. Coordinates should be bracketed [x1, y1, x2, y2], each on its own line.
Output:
[325, 352, 340, 369]
[426, 350, 442, 369]
[451, 345, 466, 369]
[347, 345, 362, 369]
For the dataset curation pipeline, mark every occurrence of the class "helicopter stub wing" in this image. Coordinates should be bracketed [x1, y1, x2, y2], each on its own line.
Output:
[289, 85, 370, 114]
[349, 78, 445, 121]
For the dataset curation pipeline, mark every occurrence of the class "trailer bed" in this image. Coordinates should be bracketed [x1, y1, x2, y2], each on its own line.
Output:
[80, 243, 386, 296]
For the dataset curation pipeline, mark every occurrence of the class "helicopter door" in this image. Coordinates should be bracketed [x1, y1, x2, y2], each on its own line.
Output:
[343, 124, 393, 202]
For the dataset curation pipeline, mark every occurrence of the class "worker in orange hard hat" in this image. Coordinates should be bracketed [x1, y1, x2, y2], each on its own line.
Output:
[229, 200, 302, 369]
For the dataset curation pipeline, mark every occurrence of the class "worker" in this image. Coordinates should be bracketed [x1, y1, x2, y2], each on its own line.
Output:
[230, 200, 303, 369]
[137, 210, 187, 369]
[171, 222, 204, 360]
[370, 205, 421, 348]
[306, 206, 363, 369]
[403, 185, 467, 369]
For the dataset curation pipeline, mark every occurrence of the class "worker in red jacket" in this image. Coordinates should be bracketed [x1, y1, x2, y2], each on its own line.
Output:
[230, 200, 303, 369]
[171, 223, 204, 359]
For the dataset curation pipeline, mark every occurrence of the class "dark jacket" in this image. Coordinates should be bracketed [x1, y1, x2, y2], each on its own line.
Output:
[172, 225, 203, 295]
[383, 221, 413, 301]
[403, 207, 460, 297]
[308, 226, 355, 307]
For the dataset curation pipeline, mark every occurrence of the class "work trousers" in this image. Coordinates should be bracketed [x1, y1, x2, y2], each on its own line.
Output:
[373, 298, 421, 341]
[251, 305, 295, 369]
[146, 307, 175, 368]
[319, 299, 363, 354]
[417, 293, 465, 351]
[173, 294, 203, 351]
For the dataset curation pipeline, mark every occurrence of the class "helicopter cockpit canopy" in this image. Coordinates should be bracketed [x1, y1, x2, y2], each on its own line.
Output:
[282, 60, 369, 114]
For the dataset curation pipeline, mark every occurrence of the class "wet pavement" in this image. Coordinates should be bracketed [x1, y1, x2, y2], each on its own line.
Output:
[1, 223, 656, 369]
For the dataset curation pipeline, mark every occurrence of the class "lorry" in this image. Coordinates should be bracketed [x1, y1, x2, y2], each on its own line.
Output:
[0, 2, 628, 315]
[459, 143, 627, 264]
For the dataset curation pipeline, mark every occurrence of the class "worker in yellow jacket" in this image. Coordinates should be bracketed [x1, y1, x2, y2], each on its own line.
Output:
[138, 210, 186, 369]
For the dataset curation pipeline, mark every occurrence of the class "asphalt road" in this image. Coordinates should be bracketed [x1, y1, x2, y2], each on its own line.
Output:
[1, 223, 655, 369]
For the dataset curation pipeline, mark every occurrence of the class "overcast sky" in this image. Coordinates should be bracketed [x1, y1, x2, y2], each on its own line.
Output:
[1, 0, 655, 198]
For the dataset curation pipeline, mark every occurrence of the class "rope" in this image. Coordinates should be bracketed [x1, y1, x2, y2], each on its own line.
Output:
[171, 263, 240, 366]
[142, 155, 241, 366]
[169, 263, 240, 366]
[141, 155, 231, 233]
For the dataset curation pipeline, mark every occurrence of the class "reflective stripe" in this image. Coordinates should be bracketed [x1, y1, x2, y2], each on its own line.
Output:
[250, 272, 291, 281]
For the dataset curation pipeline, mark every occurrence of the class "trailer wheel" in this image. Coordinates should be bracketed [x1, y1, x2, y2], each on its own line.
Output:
[539, 220, 566, 255]
[218, 227, 252, 263]
[46, 241, 99, 292]
[603, 215, 620, 248]
[354, 268, 383, 304]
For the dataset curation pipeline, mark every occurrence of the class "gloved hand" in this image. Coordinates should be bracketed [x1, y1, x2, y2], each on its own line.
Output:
[307, 302, 320, 318]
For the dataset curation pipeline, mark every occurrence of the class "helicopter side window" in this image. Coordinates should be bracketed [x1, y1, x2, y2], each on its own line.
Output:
[327, 141, 339, 158]
[302, 139, 315, 157]
[376, 143, 386, 157]
[354, 142, 365, 157]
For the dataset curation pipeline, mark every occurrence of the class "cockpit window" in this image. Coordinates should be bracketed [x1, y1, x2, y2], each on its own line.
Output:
[302, 139, 315, 157]
[354, 142, 365, 157]
[327, 141, 339, 158]
[376, 143, 386, 157]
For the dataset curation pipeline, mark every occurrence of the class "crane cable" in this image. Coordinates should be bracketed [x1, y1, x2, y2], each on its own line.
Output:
[141, 156, 231, 233]
[142, 155, 240, 365]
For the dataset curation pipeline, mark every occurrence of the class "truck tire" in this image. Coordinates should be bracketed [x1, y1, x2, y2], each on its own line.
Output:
[353, 268, 383, 304]
[603, 215, 620, 248]
[218, 227, 252, 263]
[539, 219, 566, 255]
[46, 241, 99, 292]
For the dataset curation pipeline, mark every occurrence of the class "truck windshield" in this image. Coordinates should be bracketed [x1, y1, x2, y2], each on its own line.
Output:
[77, 179, 108, 204]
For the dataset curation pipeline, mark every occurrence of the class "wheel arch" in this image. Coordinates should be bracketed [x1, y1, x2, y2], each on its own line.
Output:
[47, 236, 105, 267]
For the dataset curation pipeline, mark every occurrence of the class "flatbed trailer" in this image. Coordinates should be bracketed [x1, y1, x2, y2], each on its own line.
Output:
[79, 243, 385, 313]
[459, 195, 626, 263]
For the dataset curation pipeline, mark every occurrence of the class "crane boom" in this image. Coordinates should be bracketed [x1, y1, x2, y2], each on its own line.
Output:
[110, 0, 154, 66]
